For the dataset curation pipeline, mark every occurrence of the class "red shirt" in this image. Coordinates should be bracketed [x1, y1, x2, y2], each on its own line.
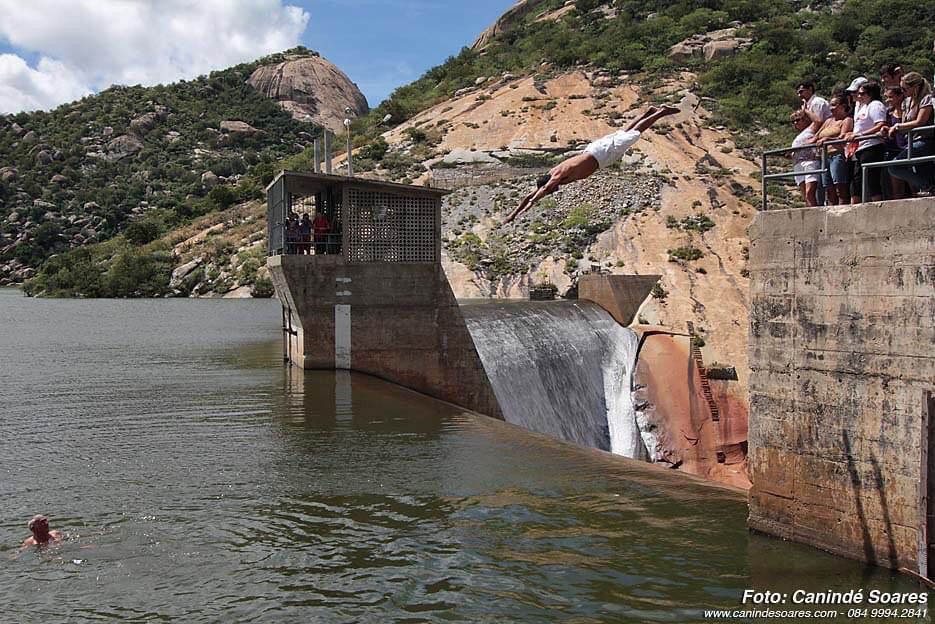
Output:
[312, 214, 330, 236]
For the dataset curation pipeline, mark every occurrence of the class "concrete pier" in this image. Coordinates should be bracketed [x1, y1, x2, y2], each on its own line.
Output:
[268, 254, 502, 418]
[747, 199, 935, 575]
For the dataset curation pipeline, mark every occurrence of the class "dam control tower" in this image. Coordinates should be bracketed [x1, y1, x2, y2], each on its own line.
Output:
[265, 170, 502, 418]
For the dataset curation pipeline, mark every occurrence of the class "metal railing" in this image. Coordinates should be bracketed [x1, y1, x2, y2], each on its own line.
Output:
[859, 124, 935, 200]
[760, 124, 935, 210]
[282, 231, 342, 256]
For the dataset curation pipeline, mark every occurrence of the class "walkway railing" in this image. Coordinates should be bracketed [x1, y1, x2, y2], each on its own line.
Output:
[760, 124, 935, 210]
[282, 232, 342, 256]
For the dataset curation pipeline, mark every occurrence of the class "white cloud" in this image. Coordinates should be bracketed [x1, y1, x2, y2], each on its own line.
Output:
[0, 54, 91, 114]
[0, 0, 309, 113]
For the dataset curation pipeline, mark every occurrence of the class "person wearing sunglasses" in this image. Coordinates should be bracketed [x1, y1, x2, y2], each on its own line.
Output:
[789, 109, 822, 206]
[885, 72, 935, 195]
[811, 95, 854, 205]
[796, 81, 831, 124]
[844, 80, 887, 203]
[881, 86, 911, 199]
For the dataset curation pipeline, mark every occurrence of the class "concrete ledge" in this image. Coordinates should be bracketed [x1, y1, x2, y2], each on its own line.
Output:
[578, 274, 659, 326]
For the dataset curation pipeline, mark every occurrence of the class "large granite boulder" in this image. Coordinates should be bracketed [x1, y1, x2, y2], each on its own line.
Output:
[105, 134, 144, 160]
[129, 110, 167, 137]
[472, 0, 550, 50]
[219, 120, 260, 135]
[247, 51, 368, 134]
[667, 27, 753, 64]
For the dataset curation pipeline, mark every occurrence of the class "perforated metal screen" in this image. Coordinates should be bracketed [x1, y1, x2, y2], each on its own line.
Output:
[345, 187, 439, 263]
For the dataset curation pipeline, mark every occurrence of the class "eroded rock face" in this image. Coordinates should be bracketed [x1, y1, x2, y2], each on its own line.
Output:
[472, 0, 550, 50]
[247, 52, 368, 134]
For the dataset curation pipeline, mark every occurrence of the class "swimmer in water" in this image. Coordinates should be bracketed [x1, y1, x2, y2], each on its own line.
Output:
[21, 514, 63, 547]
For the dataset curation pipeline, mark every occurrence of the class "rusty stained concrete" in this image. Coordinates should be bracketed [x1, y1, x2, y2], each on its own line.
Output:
[747, 198, 935, 574]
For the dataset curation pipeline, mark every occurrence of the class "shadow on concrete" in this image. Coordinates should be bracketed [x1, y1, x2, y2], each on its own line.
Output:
[843, 431, 899, 569]
[870, 451, 899, 568]
[843, 431, 876, 565]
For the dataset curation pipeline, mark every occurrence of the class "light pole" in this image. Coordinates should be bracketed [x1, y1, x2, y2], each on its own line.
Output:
[344, 118, 353, 176]
[344, 107, 354, 177]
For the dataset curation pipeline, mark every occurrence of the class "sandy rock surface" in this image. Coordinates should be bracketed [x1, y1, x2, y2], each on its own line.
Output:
[247, 52, 369, 134]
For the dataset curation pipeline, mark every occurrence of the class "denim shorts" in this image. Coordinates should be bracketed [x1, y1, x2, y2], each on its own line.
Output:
[821, 153, 849, 187]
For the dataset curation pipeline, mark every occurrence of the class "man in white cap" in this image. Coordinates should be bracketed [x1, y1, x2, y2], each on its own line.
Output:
[846, 76, 869, 108]
[22, 514, 63, 547]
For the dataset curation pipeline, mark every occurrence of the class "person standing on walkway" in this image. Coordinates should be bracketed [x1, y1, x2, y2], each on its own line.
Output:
[844, 80, 888, 203]
[299, 213, 312, 255]
[885, 72, 935, 195]
[797, 81, 831, 123]
[312, 211, 331, 255]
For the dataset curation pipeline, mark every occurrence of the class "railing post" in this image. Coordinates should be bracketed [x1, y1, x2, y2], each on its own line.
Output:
[761, 152, 768, 211]
[861, 159, 868, 204]
[820, 144, 828, 206]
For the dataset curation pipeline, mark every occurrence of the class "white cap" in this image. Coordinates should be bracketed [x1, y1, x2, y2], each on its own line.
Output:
[846, 76, 868, 92]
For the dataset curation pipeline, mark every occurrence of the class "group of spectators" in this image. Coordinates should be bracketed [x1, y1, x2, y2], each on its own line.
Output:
[789, 63, 934, 206]
[285, 211, 333, 255]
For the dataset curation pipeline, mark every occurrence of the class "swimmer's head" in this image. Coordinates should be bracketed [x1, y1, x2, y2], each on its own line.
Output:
[28, 514, 48, 531]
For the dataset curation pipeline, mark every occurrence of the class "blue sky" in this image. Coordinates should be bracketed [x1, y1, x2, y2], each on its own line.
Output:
[0, 0, 513, 114]
[303, 0, 513, 107]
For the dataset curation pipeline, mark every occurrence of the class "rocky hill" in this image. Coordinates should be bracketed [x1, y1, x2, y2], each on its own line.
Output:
[0, 47, 363, 290]
[247, 51, 369, 134]
[382, 66, 758, 387]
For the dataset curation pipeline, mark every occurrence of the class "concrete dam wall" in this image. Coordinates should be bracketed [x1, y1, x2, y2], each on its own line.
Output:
[269, 252, 744, 483]
[265, 172, 746, 487]
[747, 199, 935, 575]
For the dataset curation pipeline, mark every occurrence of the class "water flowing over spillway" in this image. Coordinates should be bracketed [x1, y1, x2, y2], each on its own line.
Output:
[461, 301, 646, 459]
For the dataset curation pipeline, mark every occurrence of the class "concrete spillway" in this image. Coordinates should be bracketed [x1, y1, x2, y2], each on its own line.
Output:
[462, 301, 645, 459]
[265, 172, 746, 488]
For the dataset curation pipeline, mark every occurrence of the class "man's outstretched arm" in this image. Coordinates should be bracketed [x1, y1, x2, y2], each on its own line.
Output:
[502, 153, 598, 224]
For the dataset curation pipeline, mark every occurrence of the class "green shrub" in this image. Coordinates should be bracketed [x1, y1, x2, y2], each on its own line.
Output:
[252, 276, 274, 298]
[668, 246, 704, 262]
[124, 217, 164, 245]
[104, 249, 172, 297]
[563, 203, 594, 229]
[405, 127, 428, 143]
[358, 137, 389, 161]
[503, 152, 561, 168]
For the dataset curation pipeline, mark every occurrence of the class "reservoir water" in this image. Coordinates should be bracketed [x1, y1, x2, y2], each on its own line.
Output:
[0, 288, 926, 622]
